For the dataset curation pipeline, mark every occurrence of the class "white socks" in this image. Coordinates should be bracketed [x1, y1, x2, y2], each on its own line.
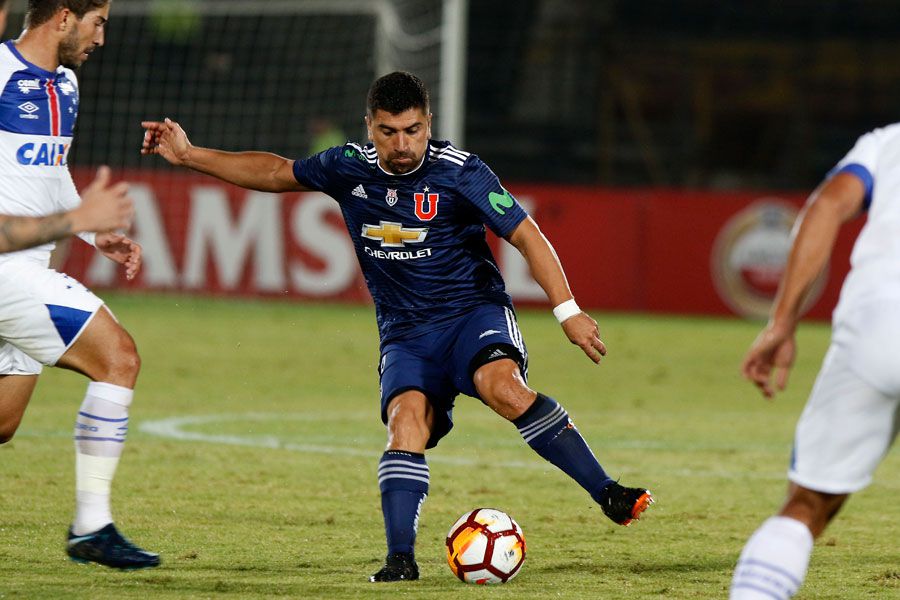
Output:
[72, 382, 133, 536]
[730, 516, 814, 599]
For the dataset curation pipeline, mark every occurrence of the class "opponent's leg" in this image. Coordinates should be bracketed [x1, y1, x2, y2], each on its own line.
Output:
[730, 485, 846, 599]
[55, 307, 158, 569]
[731, 340, 894, 599]
[370, 390, 433, 582]
[474, 358, 653, 525]
[0, 374, 38, 443]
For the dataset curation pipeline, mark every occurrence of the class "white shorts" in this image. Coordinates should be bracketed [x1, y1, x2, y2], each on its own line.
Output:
[0, 260, 104, 374]
[789, 301, 900, 494]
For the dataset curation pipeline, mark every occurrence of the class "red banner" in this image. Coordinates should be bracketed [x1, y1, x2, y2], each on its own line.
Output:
[62, 170, 864, 320]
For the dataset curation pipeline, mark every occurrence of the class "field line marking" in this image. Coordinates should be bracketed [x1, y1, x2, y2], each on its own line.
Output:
[138, 413, 789, 480]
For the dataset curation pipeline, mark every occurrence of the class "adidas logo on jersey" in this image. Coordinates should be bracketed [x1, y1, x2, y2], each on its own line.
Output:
[487, 348, 508, 360]
[352, 184, 368, 199]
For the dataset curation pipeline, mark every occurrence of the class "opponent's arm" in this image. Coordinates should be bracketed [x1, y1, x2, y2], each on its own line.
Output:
[0, 213, 76, 253]
[507, 216, 607, 364]
[0, 166, 132, 253]
[141, 118, 308, 193]
[742, 172, 865, 398]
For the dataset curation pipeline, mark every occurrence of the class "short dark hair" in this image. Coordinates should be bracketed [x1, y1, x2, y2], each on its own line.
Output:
[367, 71, 430, 116]
[26, 0, 108, 27]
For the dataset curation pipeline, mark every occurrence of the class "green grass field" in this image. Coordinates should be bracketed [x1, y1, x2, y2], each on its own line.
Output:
[1, 294, 897, 599]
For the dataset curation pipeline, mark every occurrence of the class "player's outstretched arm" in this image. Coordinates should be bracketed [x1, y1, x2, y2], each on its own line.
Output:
[742, 171, 865, 398]
[0, 166, 132, 253]
[507, 216, 607, 364]
[140, 118, 308, 193]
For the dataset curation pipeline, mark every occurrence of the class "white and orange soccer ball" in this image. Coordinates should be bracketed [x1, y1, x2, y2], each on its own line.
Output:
[445, 508, 526, 584]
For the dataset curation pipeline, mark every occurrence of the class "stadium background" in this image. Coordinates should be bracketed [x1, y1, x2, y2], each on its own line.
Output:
[2, 3, 899, 598]
[10, 0, 900, 318]
[3, 0, 896, 320]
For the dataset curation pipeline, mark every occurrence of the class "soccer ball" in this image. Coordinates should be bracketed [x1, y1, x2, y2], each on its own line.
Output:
[445, 508, 526, 584]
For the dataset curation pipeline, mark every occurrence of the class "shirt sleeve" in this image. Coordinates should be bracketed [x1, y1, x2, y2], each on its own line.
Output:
[58, 167, 82, 212]
[456, 155, 528, 237]
[292, 146, 344, 194]
[829, 129, 884, 210]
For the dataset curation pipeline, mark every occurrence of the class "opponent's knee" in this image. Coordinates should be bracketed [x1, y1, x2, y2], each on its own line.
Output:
[0, 420, 20, 444]
[781, 486, 848, 538]
[103, 331, 141, 382]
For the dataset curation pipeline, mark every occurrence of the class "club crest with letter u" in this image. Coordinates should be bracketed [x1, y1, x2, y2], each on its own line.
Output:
[414, 192, 440, 221]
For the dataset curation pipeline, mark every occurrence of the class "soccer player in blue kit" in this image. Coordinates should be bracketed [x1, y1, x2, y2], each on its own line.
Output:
[141, 71, 654, 582]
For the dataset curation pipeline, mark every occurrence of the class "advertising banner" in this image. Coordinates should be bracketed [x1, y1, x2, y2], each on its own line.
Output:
[62, 170, 863, 320]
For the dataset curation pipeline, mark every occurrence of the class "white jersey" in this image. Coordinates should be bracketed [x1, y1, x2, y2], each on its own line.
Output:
[831, 122, 900, 324]
[0, 40, 82, 267]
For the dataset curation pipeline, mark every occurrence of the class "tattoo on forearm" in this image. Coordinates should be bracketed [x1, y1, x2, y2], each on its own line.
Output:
[0, 214, 73, 253]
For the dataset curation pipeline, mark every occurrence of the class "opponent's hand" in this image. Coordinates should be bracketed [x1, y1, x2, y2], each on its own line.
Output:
[71, 166, 133, 233]
[561, 311, 607, 364]
[741, 322, 796, 399]
[140, 117, 191, 166]
[96, 232, 142, 281]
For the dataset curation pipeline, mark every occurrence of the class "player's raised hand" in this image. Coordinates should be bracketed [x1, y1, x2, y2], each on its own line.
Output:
[72, 166, 133, 233]
[96, 232, 142, 281]
[561, 311, 607, 364]
[140, 117, 191, 166]
[742, 322, 796, 399]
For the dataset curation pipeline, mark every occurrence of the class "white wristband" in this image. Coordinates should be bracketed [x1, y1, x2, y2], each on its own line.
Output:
[77, 231, 97, 247]
[553, 299, 581, 323]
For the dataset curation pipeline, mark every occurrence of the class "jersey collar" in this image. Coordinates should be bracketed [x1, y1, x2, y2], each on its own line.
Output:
[4, 40, 59, 79]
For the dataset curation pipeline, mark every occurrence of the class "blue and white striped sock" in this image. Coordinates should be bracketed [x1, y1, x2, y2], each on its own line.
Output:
[730, 516, 813, 599]
[72, 382, 132, 536]
[514, 393, 613, 504]
[378, 450, 429, 556]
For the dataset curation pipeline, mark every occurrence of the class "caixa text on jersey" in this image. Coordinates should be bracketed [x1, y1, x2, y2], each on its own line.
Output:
[16, 142, 69, 166]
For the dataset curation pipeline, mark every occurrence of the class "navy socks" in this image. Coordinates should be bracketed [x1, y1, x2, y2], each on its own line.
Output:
[514, 393, 613, 504]
[378, 450, 429, 555]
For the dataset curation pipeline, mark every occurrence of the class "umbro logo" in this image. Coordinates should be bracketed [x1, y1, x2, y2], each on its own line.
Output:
[18, 102, 40, 120]
[352, 184, 368, 199]
[479, 329, 501, 339]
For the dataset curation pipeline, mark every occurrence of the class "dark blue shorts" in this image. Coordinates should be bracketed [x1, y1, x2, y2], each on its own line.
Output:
[378, 303, 529, 448]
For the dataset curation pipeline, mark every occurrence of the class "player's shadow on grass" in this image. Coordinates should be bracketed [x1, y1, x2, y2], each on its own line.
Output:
[531, 556, 736, 577]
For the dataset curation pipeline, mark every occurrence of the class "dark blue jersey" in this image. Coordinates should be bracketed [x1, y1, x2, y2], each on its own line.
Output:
[293, 140, 529, 344]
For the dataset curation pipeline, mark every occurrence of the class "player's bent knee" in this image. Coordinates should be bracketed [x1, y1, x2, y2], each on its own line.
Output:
[473, 360, 533, 419]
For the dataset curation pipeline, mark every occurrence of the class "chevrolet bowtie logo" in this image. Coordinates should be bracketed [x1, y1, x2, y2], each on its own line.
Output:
[361, 221, 428, 247]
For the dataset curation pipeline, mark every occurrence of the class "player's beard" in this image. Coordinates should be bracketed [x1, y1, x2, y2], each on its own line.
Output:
[58, 26, 88, 69]
[385, 151, 420, 174]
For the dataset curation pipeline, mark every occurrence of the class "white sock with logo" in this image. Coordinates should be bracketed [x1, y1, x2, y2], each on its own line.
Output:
[730, 516, 814, 599]
[72, 382, 133, 536]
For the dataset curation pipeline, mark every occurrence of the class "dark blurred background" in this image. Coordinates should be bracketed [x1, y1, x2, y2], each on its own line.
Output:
[4, 0, 900, 190]
[467, 0, 900, 188]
